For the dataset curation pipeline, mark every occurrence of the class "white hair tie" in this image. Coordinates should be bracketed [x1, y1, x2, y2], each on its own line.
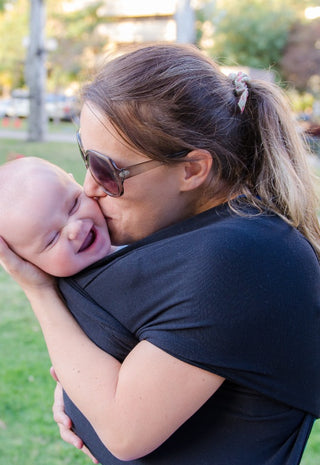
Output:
[229, 71, 250, 113]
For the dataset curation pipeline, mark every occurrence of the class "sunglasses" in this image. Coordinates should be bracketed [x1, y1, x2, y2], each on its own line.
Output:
[76, 131, 191, 197]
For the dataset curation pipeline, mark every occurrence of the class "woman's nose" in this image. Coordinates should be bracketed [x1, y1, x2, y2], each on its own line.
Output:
[83, 170, 107, 198]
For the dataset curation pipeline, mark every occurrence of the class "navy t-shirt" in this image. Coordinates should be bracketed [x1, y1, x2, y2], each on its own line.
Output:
[59, 203, 320, 465]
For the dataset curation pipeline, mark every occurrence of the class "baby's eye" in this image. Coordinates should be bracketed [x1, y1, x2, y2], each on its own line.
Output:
[46, 232, 59, 249]
[69, 196, 80, 215]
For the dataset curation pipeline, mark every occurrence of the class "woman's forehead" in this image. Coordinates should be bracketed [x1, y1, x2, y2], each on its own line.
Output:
[80, 104, 146, 161]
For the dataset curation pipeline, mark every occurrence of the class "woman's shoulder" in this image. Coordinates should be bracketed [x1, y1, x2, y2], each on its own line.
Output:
[70, 202, 318, 288]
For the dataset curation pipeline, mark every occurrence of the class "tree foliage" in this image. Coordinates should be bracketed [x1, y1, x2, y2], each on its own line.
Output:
[281, 18, 320, 92]
[0, 0, 28, 92]
[0, 0, 110, 94]
[46, 0, 109, 92]
[0, 0, 319, 95]
[196, 0, 315, 71]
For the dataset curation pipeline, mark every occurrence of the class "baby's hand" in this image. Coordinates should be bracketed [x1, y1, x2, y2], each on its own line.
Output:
[0, 237, 54, 293]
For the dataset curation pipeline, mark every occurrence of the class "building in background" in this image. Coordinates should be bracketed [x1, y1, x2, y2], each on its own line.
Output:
[62, 0, 196, 46]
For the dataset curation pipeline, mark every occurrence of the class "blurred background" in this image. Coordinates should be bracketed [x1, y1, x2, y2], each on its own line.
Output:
[0, 0, 319, 144]
[0, 2, 320, 465]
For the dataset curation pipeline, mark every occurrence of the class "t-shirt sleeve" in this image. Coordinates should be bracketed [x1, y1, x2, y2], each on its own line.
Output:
[59, 276, 138, 362]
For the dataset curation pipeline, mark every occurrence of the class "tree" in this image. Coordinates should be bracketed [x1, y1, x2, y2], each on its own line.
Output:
[176, 0, 196, 44]
[0, 0, 108, 95]
[27, 0, 47, 141]
[196, 0, 313, 71]
[280, 18, 320, 92]
[46, 0, 108, 92]
[0, 0, 28, 94]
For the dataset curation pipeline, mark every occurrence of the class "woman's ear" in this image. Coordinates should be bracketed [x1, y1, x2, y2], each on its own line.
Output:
[179, 150, 212, 192]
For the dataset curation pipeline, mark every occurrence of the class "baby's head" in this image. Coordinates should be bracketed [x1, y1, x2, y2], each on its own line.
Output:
[0, 157, 111, 277]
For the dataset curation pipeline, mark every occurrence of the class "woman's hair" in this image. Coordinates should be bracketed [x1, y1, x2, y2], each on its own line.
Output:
[82, 43, 320, 258]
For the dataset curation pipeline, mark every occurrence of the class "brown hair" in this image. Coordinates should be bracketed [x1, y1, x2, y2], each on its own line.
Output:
[82, 43, 320, 258]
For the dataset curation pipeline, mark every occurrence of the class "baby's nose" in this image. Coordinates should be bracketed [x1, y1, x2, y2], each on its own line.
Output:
[67, 220, 82, 240]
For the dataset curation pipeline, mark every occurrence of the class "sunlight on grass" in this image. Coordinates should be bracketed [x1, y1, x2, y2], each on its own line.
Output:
[0, 136, 92, 463]
[0, 269, 89, 464]
[0, 137, 86, 184]
[301, 421, 320, 465]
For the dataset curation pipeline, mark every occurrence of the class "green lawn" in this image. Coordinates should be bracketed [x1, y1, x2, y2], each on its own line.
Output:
[0, 268, 89, 465]
[0, 134, 319, 464]
[0, 135, 90, 464]
[0, 135, 86, 184]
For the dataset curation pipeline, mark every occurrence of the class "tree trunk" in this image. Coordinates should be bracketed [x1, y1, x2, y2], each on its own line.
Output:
[175, 0, 196, 44]
[26, 0, 47, 141]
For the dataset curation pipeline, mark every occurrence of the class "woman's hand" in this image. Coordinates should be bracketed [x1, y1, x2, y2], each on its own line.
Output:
[50, 368, 99, 464]
[0, 237, 54, 293]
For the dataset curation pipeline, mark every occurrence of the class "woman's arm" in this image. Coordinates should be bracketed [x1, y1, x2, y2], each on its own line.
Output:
[0, 238, 224, 460]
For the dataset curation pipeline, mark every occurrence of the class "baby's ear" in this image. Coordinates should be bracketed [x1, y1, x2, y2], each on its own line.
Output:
[68, 172, 75, 179]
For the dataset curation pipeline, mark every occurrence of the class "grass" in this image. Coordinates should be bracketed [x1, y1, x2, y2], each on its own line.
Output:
[0, 132, 319, 464]
[302, 421, 320, 465]
[0, 116, 78, 135]
[0, 132, 89, 464]
[0, 135, 86, 185]
[0, 268, 89, 465]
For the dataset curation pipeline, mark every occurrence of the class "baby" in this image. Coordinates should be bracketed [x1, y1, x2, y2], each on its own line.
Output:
[0, 157, 112, 277]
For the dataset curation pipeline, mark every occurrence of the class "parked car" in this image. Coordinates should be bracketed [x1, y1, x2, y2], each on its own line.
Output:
[4, 89, 79, 121]
[0, 98, 12, 118]
[6, 89, 29, 118]
[45, 94, 80, 121]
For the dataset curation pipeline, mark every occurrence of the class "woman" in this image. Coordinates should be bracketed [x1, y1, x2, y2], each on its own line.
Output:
[1, 43, 319, 465]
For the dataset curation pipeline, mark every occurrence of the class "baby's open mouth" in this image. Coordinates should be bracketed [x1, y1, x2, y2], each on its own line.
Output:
[78, 227, 96, 252]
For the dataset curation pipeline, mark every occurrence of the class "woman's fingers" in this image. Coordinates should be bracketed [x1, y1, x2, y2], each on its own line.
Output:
[0, 236, 20, 274]
[53, 382, 82, 447]
[0, 236, 53, 289]
[57, 420, 84, 449]
[53, 382, 73, 429]
[82, 445, 100, 464]
[52, 380, 99, 462]
[50, 366, 59, 382]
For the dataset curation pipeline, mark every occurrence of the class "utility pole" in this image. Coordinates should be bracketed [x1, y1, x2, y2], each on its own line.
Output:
[26, 0, 47, 141]
[175, 0, 196, 44]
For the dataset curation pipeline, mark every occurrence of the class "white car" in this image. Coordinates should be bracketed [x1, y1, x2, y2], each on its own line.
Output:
[5, 90, 79, 121]
[0, 98, 12, 117]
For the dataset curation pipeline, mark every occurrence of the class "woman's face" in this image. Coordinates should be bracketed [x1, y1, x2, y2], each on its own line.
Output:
[79, 103, 197, 245]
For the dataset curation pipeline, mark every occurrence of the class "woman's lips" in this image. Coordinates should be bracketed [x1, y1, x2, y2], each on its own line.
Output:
[78, 227, 96, 252]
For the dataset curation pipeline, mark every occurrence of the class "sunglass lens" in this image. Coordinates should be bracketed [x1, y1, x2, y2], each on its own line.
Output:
[88, 153, 121, 196]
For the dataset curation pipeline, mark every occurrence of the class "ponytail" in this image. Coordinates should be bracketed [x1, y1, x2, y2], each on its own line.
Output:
[232, 79, 320, 259]
[83, 43, 320, 258]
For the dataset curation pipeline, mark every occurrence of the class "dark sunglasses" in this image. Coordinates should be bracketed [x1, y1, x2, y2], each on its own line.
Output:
[76, 131, 191, 197]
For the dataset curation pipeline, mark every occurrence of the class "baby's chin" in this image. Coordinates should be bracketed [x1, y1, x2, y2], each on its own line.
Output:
[45, 252, 110, 278]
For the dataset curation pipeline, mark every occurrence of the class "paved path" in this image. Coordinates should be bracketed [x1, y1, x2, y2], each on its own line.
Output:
[0, 129, 75, 142]
[1, 128, 319, 170]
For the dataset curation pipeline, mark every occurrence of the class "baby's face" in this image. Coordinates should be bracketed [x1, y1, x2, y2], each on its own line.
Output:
[0, 160, 111, 276]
